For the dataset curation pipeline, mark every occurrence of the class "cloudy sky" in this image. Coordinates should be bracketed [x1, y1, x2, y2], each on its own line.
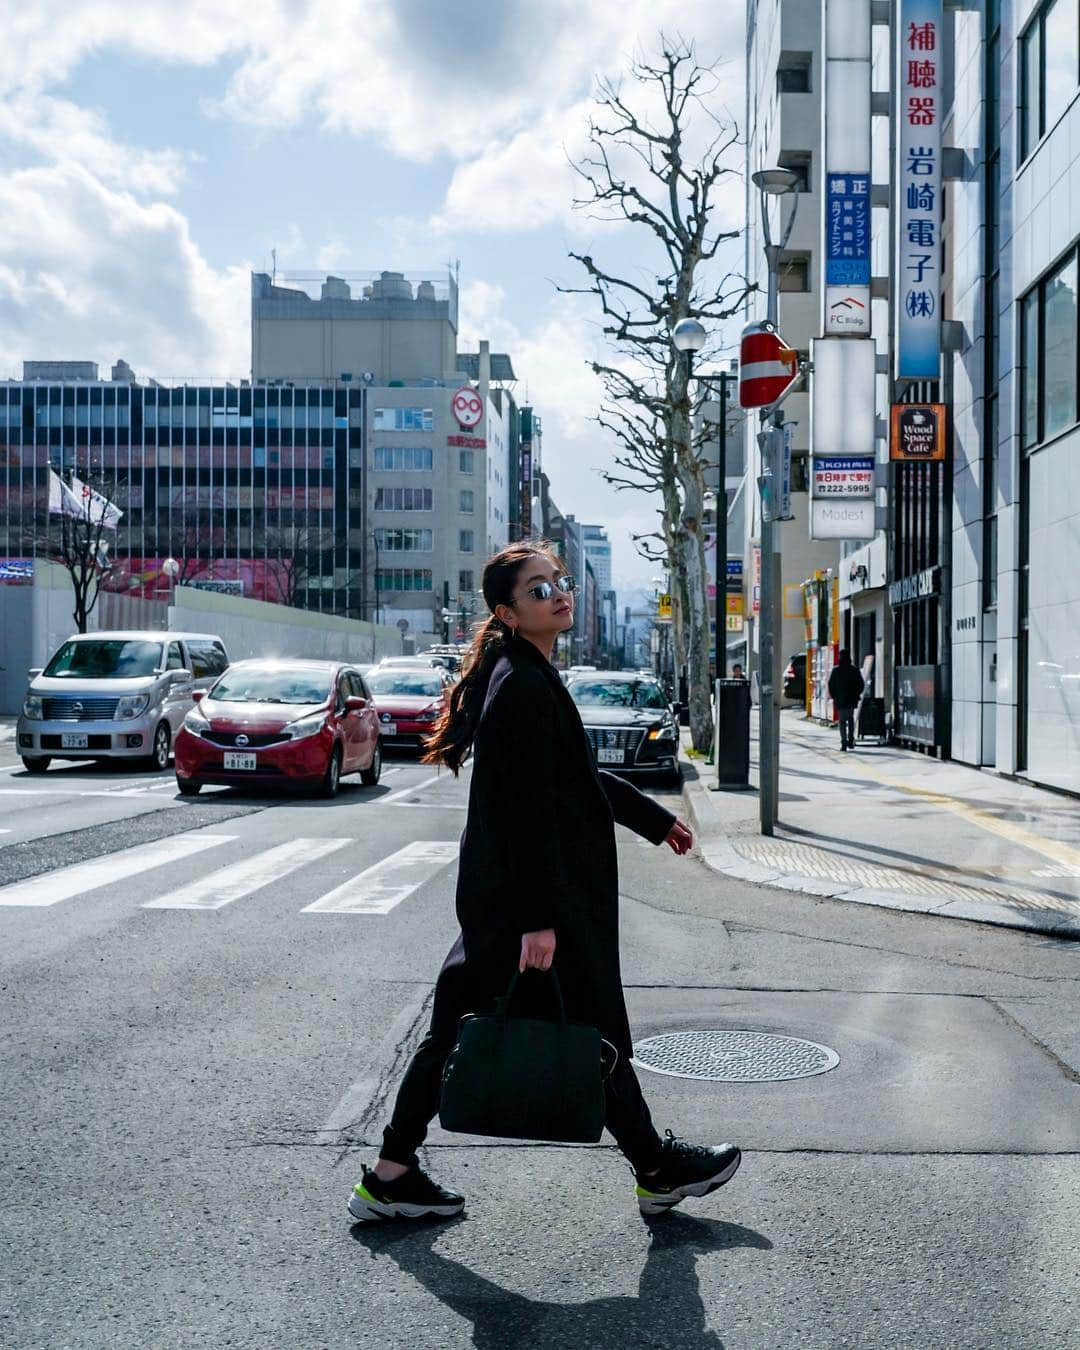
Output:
[0, 0, 745, 594]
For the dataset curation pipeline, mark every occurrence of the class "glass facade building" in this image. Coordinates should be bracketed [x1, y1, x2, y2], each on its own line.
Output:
[0, 375, 371, 614]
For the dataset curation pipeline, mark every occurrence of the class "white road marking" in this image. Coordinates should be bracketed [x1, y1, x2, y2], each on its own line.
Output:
[377, 773, 446, 806]
[143, 837, 350, 911]
[0, 834, 237, 908]
[0, 787, 173, 799]
[302, 840, 458, 915]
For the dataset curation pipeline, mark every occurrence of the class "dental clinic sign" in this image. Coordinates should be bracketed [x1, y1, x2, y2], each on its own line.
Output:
[896, 0, 942, 378]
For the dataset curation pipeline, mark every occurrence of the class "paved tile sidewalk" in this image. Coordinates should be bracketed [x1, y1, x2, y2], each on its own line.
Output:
[680, 708, 1080, 940]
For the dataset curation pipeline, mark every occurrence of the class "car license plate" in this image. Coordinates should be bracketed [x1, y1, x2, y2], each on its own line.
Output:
[381, 724, 397, 735]
[61, 732, 89, 749]
[223, 751, 257, 771]
[597, 748, 624, 764]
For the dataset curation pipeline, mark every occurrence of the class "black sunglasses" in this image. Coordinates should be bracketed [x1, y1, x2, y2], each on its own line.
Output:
[518, 575, 577, 603]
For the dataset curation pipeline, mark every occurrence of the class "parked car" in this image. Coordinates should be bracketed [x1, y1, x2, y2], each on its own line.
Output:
[173, 659, 381, 797]
[783, 653, 807, 702]
[566, 672, 681, 786]
[364, 667, 452, 752]
[17, 631, 228, 774]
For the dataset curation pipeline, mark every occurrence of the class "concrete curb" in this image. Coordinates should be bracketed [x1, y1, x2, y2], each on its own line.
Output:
[679, 749, 1080, 942]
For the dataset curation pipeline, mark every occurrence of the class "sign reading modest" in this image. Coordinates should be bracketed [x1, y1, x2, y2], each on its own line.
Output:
[810, 499, 876, 540]
[890, 403, 946, 460]
[896, 0, 943, 378]
[812, 455, 875, 498]
[825, 174, 871, 285]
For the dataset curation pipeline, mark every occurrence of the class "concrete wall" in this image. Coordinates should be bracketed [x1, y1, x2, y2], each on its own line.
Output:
[0, 563, 169, 714]
[0, 566, 425, 714]
[166, 585, 425, 667]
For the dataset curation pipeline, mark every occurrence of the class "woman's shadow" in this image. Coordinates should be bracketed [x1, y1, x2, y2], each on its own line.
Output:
[350, 1210, 771, 1348]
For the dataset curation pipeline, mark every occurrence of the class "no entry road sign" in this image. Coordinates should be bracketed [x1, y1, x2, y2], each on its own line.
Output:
[738, 323, 798, 408]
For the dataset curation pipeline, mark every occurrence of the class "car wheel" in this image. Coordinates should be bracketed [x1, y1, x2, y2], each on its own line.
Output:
[176, 777, 202, 796]
[144, 722, 170, 771]
[320, 745, 343, 798]
[21, 756, 50, 774]
[360, 739, 382, 787]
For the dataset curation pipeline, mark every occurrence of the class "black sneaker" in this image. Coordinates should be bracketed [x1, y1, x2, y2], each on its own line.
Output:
[634, 1131, 741, 1216]
[347, 1164, 465, 1222]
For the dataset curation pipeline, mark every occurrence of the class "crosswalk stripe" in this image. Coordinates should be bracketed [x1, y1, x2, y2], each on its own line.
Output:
[143, 837, 351, 911]
[302, 840, 458, 915]
[0, 834, 237, 908]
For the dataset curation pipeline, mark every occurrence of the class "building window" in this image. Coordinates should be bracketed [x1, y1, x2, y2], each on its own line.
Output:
[372, 407, 434, 432]
[777, 151, 811, 193]
[1020, 247, 1079, 446]
[374, 527, 433, 552]
[459, 529, 474, 553]
[375, 568, 433, 592]
[777, 52, 811, 93]
[459, 449, 474, 473]
[778, 253, 811, 292]
[1020, 0, 1080, 160]
[372, 446, 433, 471]
[373, 486, 432, 511]
[459, 489, 474, 513]
[458, 569, 474, 593]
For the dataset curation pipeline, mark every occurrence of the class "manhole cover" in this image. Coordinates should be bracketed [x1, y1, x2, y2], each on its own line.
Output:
[633, 1030, 840, 1083]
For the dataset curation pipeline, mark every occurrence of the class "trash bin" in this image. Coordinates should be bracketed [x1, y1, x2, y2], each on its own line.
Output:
[857, 696, 886, 743]
[714, 678, 752, 789]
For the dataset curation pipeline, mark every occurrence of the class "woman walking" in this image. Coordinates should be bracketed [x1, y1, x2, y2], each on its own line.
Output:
[348, 543, 741, 1222]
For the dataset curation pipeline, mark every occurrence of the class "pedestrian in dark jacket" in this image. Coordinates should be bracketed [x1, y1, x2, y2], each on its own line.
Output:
[828, 650, 865, 751]
[348, 542, 741, 1224]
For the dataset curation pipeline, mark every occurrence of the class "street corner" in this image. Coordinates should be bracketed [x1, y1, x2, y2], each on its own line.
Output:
[677, 734, 1080, 942]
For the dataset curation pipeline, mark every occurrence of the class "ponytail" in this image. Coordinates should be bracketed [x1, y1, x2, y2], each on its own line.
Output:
[421, 614, 511, 774]
[421, 540, 561, 774]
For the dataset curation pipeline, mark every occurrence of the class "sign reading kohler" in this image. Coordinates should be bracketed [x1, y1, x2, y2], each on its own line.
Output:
[896, 0, 943, 378]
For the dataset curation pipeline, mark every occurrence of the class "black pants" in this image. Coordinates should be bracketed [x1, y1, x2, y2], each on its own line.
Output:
[380, 944, 664, 1174]
[838, 707, 856, 748]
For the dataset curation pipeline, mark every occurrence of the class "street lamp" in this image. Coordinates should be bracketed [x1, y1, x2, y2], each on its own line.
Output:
[674, 321, 739, 683]
[751, 166, 800, 836]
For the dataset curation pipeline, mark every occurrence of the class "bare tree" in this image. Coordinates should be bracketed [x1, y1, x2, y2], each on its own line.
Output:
[43, 467, 126, 633]
[564, 38, 748, 750]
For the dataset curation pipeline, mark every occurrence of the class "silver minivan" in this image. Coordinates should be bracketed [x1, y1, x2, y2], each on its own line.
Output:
[17, 631, 229, 773]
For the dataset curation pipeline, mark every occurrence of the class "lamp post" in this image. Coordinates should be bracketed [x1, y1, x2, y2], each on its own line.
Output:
[161, 556, 180, 612]
[751, 166, 800, 836]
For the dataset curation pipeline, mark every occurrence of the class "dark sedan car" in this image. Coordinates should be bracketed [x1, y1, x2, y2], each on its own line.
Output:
[566, 674, 681, 786]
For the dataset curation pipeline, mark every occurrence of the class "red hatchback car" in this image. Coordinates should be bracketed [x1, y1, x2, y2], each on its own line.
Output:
[173, 659, 382, 796]
[364, 665, 452, 753]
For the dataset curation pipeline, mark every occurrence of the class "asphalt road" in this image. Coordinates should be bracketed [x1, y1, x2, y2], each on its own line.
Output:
[1, 740, 1078, 1349]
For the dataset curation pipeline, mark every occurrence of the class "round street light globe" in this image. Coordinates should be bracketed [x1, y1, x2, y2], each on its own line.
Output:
[751, 167, 801, 196]
[161, 557, 180, 578]
[672, 318, 707, 352]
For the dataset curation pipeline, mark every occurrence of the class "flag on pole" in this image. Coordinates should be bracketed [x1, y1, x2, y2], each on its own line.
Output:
[48, 469, 122, 528]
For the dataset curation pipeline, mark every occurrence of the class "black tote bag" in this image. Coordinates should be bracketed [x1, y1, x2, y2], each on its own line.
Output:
[439, 970, 608, 1143]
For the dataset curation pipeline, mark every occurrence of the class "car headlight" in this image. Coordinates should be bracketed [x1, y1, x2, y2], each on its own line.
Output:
[647, 721, 677, 741]
[23, 694, 42, 720]
[416, 705, 441, 722]
[116, 693, 150, 720]
[284, 713, 328, 741]
[182, 707, 210, 737]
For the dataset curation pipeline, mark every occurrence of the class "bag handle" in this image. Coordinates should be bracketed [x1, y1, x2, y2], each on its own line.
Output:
[495, 968, 568, 1025]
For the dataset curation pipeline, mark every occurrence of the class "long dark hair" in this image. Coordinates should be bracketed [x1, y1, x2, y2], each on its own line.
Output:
[422, 541, 563, 774]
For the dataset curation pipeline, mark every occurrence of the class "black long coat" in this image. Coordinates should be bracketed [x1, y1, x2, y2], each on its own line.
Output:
[442, 635, 675, 1057]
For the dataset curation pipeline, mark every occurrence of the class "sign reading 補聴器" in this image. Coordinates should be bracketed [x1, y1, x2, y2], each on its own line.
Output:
[896, 0, 942, 378]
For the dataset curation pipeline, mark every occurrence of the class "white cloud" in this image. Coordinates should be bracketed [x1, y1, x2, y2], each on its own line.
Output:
[0, 163, 249, 379]
[0, 94, 194, 197]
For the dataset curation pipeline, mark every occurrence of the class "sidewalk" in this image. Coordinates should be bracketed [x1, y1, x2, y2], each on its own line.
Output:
[681, 707, 1080, 940]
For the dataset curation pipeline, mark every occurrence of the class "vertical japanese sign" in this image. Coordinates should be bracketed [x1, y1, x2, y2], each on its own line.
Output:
[825, 174, 872, 334]
[896, 0, 942, 378]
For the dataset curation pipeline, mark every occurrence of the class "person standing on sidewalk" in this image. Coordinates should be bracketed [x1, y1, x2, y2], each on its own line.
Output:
[347, 542, 741, 1224]
[828, 650, 865, 752]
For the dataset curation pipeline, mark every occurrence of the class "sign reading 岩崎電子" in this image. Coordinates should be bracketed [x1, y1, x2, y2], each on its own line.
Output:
[896, 0, 942, 378]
